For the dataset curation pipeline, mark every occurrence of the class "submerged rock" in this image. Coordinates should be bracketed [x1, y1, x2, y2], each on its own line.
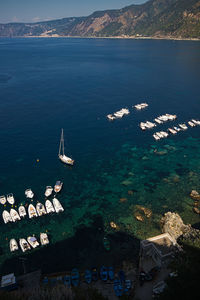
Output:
[134, 212, 144, 222]
[128, 190, 134, 196]
[135, 205, 152, 218]
[120, 197, 127, 203]
[121, 179, 133, 186]
[193, 207, 200, 214]
[154, 149, 168, 155]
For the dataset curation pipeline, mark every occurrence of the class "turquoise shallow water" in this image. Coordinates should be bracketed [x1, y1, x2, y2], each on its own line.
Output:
[0, 38, 200, 274]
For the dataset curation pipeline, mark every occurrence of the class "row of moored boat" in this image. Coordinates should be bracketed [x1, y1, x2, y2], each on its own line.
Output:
[2, 198, 64, 224]
[10, 233, 49, 253]
[140, 114, 177, 130]
[107, 102, 148, 120]
[0, 181, 63, 206]
[0, 194, 15, 205]
[153, 119, 200, 140]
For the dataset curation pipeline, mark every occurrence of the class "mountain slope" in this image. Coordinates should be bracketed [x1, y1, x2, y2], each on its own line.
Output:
[0, 0, 199, 38]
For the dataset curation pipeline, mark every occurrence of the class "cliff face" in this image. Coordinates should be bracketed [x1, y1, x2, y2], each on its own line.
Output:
[0, 0, 200, 38]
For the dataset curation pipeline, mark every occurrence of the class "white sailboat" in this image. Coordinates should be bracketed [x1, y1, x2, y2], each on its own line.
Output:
[58, 129, 74, 166]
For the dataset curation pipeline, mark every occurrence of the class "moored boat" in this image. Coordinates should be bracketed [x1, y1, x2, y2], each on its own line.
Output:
[154, 118, 163, 124]
[53, 198, 64, 213]
[188, 121, 195, 127]
[58, 129, 74, 166]
[54, 181, 63, 193]
[108, 267, 115, 281]
[0, 195, 7, 205]
[174, 126, 181, 132]
[10, 209, 21, 222]
[179, 123, 188, 130]
[134, 103, 148, 110]
[2, 210, 12, 224]
[84, 269, 92, 284]
[153, 133, 160, 140]
[71, 268, 80, 287]
[40, 233, 49, 245]
[19, 238, 31, 252]
[45, 186, 53, 197]
[100, 266, 108, 282]
[27, 236, 39, 248]
[25, 189, 34, 199]
[18, 206, 26, 218]
[168, 128, 177, 135]
[107, 114, 115, 121]
[192, 119, 200, 125]
[7, 193, 15, 205]
[28, 204, 38, 218]
[10, 239, 18, 252]
[45, 200, 55, 214]
[36, 203, 46, 216]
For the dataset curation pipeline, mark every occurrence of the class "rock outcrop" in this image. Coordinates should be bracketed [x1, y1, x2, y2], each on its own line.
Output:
[161, 212, 200, 241]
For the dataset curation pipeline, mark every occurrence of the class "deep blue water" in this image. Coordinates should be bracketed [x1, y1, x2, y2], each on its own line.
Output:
[0, 38, 200, 273]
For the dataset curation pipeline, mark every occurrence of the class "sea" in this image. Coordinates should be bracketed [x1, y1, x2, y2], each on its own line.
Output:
[0, 37, 200, 275]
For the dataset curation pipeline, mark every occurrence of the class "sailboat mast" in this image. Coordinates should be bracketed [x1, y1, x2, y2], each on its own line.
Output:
[58, 129, 63, 156]
[62, 129, 65, 156]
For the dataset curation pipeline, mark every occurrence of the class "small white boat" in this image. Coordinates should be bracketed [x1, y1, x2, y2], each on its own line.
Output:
[18, 206, 27, 218]
[160, 131, 168, 138]
[40, 233, 49, 245]
[19, 238, 31, 252]
[28, 204, 38, 218]
[168, 128, 177, 135]
[154, 118, 163, 124]
[146, 121, 156, 129]
[174, 126, 181, 132]
[53, 198, 64, 213]
[10, 239, 18, 252]
[7, 193, 15, 205]
[45, 186, 53, 197]
[2, 210, 12, 224]
[153, 133, 160, 140]
[179, 123, 188, 130]
[188, 121, 195, 127]
[191, 119, 200, 125]
[54, 181, 63, 193]
[106, 114, 115, 121]
[139, 122, 147, 130]
[36, 203, 46, 216]
[58, 129, 74, 166]
[134, 103, 148, 110]
[27, 236, 39, 248]
[25, 189, 34, 199]
[10, 209, 21, 222]
[45, 200, 55, 214]
[0, 195, 7, 205]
